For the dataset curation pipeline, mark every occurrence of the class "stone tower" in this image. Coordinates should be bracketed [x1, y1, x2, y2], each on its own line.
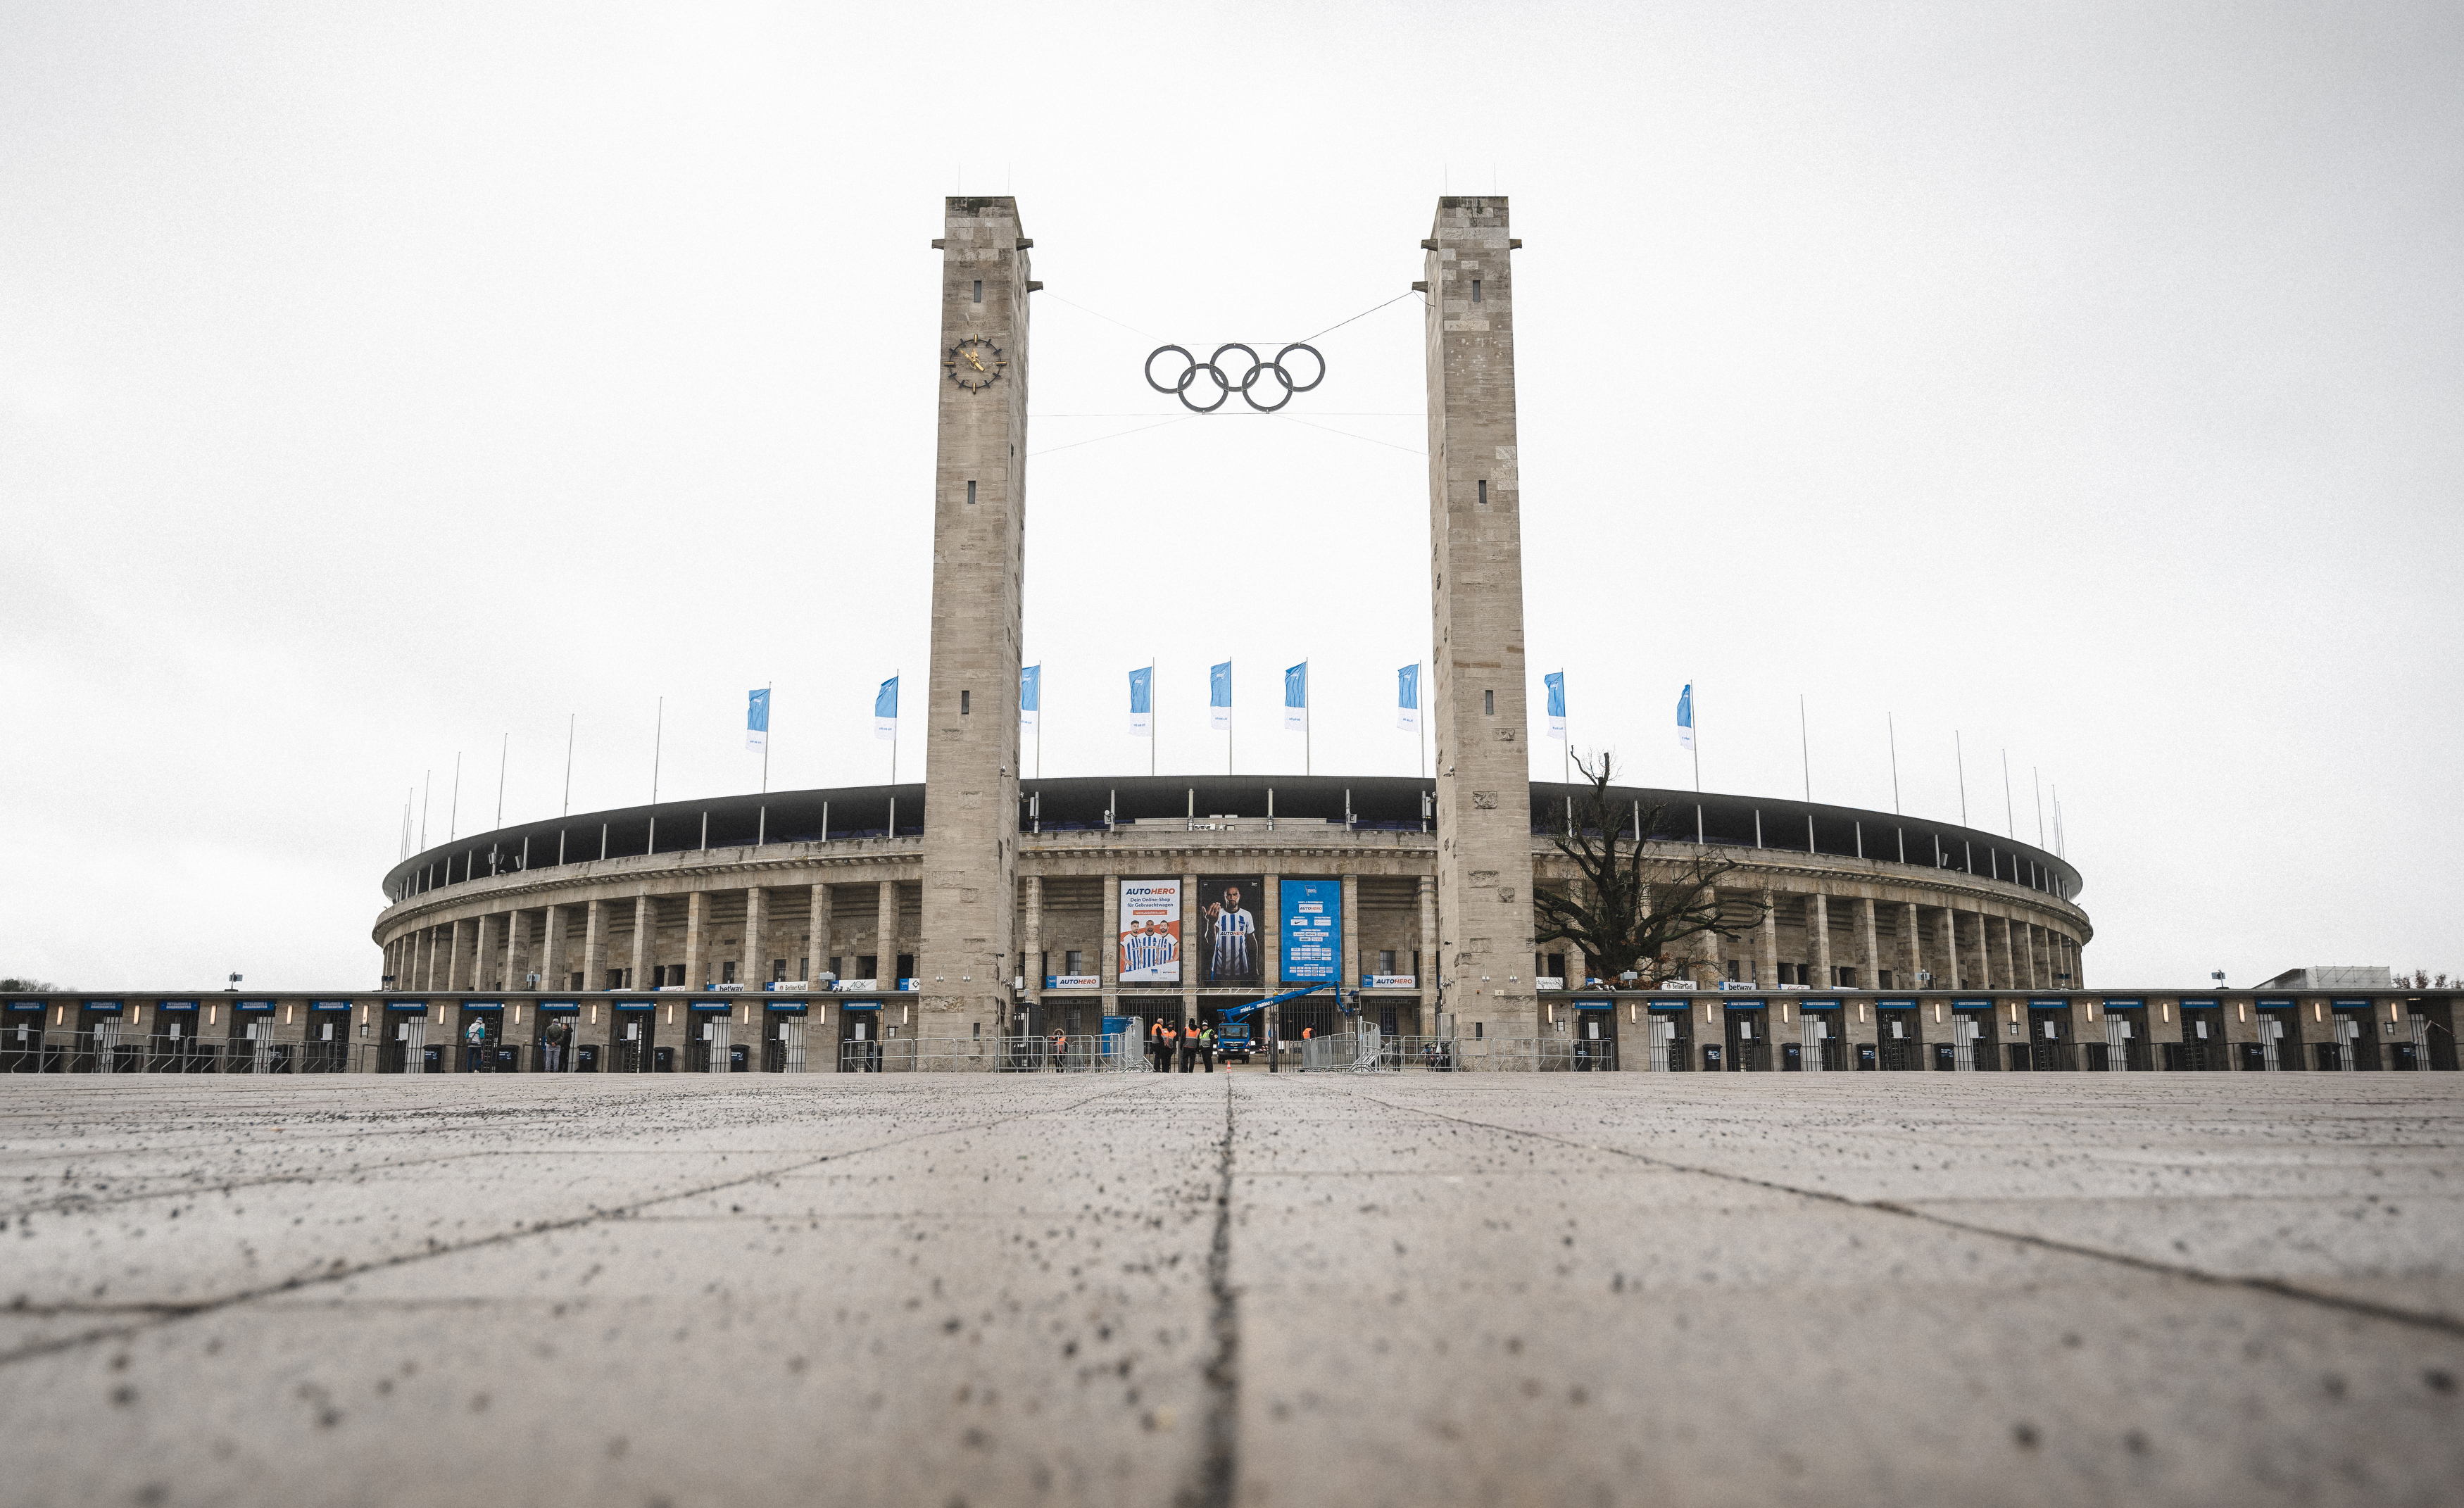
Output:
[1422, 196, 1536, 1036]
[917, 196, 1034, 1040]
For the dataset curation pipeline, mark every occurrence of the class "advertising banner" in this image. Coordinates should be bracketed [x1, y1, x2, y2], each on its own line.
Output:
[1280, 879, 1341, 985]
[1118, 878, 1181, 984]
[1196, 876, 1264, 987]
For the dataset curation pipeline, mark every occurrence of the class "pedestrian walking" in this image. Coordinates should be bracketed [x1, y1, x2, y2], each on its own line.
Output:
[463, 1015, 487, 1073]
[1050, 1032, 1067, 1071]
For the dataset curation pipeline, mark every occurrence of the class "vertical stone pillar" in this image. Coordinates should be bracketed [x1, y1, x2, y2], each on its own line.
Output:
[1809, 893, 1832, 987]
[444, 918, 468, 990]
[684, 891, 708, 990]
[1341, 874, 1362, 996]
[876, 881, 900, 986]
[810, 884, 833, 981]
[1700, 889, 1725, 982]
[744, 886, 769, 988]
[582, 901, 605, 992]
[1858, 898, 1880, 991]
[1416, 873, 1437, 991]
[472, 914, 497, 991]
[1099, 873, 1120, 1024]
[915, 194, 1030, 1045]
[1262, 874, 1283, 1045]
[1998, 916, 2017, 991]
[1181, 871, 1199, 1032]
[426, 926, 444, 991]
[630, 895, 654, 990]
[1757, 891, 1778, 986]
[1423, 194, 1537, 1041]
[1899, 901, 1921, 988]
[1943, 907, 1964, 990]
[1022, 875, 1043, 1031]
[507, 909, 532, 991]
[540, 905, 566, 991]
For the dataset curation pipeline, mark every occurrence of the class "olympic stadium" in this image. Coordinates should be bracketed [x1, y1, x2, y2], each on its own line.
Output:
[8, 194, 2457, 1076]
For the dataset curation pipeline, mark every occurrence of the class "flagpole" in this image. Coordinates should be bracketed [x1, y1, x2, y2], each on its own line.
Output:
[651, 698, 663, 804]
[1150, 658, 1157, 779]
[891, 670, 898, 786]
[562, 713, 574, 817]
[495, 732, 508, 828]
[1418, 664, 1426, 780]
[2033, 766, 2044, 847]
[1954, 730, 1967, 826]
[1691, 692, 1701, 793]
[1799, 694, 1810, 801]
[1887, 712, 1901, 814]
[448, 752, 461, 839]
[419, 769, 430, 850]
[762, 682, 773, 795]
[1304, 658, 1311, 777]
[2001, 749, 2014, 836]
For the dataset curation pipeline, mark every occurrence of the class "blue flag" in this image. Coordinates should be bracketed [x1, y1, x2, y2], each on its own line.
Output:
[746, 688, 770, 754]
[1544, 671, 1566, 740]
[1676, 684, 1694, 751]
[1209, 660, 1232, 731]
[874, 675, 899, 741]
[1128, 665, 1152, 738]
[1283, 661, 1307, 731]
[1019, 664, 1040, 734]
[1396, 663, 1419, 732]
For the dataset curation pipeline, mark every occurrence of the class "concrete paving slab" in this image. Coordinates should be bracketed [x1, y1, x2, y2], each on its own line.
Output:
[1, 1073, 2460, 1507]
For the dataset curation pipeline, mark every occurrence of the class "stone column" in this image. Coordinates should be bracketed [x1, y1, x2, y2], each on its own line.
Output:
[540, 905, 566, 991]
[473, 913, 497, 991]
[1940, 907, 1962, 991]
[810, 884, 833, 981]
[1341, 874, 1362, 995]
[1809, 893, 1832, 988]
[744, 886, 769, 988]
[914, 195, 1029, 1046]
[1423, 194, 1538, 1039]
[582, 901, 605, 992]
[1857, 898, 1880, 992]
[446, 918, 469, 990]
[684, 891, 708, 989]
[1700, 888, 1725, 983]
[876, 881, 899, 986]
[1181, 871, 1199, 1032]
[1418, 873, 1438, 1028]
[1022, 875, 1042, 1032]
[1998, 916, 2018, 992]
[506, 909, 532, 991]
[1099, 873, 1120, 1024]
[1756, 891, 1778, 986]
[426, 926, 444, 991]
[1899, 901, 1921, 988]
[630, 895, 654, 990]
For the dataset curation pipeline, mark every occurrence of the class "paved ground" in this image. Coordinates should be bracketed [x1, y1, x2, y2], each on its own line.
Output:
[4, 1071, 2461, 1507]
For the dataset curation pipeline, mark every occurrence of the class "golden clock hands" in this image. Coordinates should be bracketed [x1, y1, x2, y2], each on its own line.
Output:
[967, 350, 985, 372]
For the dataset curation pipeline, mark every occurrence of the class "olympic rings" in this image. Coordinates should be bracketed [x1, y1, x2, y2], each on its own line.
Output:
[1144, 342, 1326, 413]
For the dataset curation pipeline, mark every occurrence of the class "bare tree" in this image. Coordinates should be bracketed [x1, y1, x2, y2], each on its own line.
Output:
[0, 976, 63, 993]
[1533, 750, 1766, 985]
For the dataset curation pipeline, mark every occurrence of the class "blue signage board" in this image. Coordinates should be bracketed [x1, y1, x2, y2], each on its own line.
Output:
[840, 1000, 881, 1012]
[2028, 999, 2069, 1010]
[6, 1000, 42, 1012]
[235, 999, 277, 1012]
[764, 1000, 808, 1014]
[157, 1000, 199, 1012]
[2180, 998, 2220, 1008]
[309, 1000, 352, 1012]
[385, 999, 430, 1012]
[461, 1000, 503, 1013]
[1723, 998, 1766, 1010]
[1951, 998, 1992, 1011]
[1575, 999, 1614, 1012]
[612, 1000, 655, 1012]
[2330, 998, 2372, 1010]
[1876, 999, 1917, 1010]
[1278, 879, 1341, 985]
[2099, 998, 2144, 1009]
[539, 1001, 582, 1014]
[1799, 998, 1842, 1011]
[82, 1000, 125, 1014]
[689, 999, 733, 1012]
[1646, 999, 1692, 1011]
[2256, 998, 2295, 1009]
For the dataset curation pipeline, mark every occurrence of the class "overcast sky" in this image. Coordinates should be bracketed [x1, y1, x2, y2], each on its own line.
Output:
[4, 2, 2458, 991]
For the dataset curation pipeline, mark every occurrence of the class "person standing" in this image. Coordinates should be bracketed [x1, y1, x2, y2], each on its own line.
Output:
[1200, 1024, 1216, 1073]
[463, 1015, 487, 1073]
[1151, 1018, 1170, 1074]
[543, 1016, 569, 1072]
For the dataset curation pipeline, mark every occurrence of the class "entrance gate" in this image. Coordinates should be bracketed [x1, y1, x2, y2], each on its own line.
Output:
[841, 1004, 884, 1072]
[763, 1003, 809, 1072]
[1877, 1004, 1920, 1071]
[1723, 1003, 1769, 1072]
[611, 1002, 655, 1072]
[1640, 1008, 1687, 1071]
[1572, 1003, 1616, 1070]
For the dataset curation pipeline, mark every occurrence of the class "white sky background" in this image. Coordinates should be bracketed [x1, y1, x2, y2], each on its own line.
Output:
[3, 2, 2457, 990]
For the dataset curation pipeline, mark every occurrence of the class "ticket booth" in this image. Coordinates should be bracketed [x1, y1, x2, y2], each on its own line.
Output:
[229, 1000, 287, 1073]
[1797, 1000, 1844, 1070]
[610, 1000, 657, 1072]
[762, 1000, 810, 1072]
[686, 1000, 733, 1073]
[840, 1002, 884, 1072]
[1571, 1000, 1617, 1070]
[2086, 998, 2147, 1071]
[454, 1002, 509, 1072]
[303, 1001, 353, 1071]
[382, 1000, 432, 1073]
[2325, 1000, 2377, 1071]
[2175, 998, 2228, 1069]
[534, 1002, 582, 1072]
[2250, 999, 2301, 1071]
[149, 1000, 203, 1072]
[4, 1000, 43, 1072]
[1875, 999, 1921, 1071]
[1723, 1000, 1768, 1071]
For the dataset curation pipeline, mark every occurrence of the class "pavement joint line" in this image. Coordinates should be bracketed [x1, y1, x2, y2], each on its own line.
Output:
[1182, 1073, 1240, 1508]
[0, 1079, 1140, 1369]
[1330, 1084, 2464, 1343]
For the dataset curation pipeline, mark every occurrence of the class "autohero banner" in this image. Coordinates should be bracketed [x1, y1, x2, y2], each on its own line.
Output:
[1197, 876, 1264, 987]
[1118, 879, 1182, 984]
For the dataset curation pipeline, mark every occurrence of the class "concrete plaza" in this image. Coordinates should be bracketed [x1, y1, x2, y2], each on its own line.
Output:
[4, 1072, 2460, 1507]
